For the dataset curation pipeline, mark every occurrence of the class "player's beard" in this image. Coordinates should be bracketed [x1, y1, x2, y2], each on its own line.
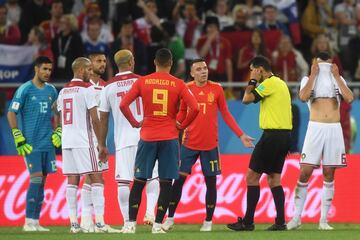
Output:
[39, 74, 49, 83]
[93, 67, 105, 76]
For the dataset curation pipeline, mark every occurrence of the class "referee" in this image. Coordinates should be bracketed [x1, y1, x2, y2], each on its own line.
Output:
[227, 56, 292, 231]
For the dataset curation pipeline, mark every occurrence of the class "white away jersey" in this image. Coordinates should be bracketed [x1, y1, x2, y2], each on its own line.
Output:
[99, 71, 143, 150]
[57, 79, 98, 148]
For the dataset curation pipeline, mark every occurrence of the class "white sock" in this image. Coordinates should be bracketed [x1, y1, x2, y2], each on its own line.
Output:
[91, 183, 105, 225]
[320, 181, 334, 223]
[66, 184, 78, 224]
[117, 183, 130, 222]
[81, 184, 93, 222]
[293, 181, 308, 221]
[146, 179, 159, 217]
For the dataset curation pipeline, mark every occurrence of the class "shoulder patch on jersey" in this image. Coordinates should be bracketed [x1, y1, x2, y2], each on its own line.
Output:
[11, 101, 20, 110]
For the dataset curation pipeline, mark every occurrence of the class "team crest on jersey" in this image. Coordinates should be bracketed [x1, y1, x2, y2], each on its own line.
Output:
[301, 153, 306, 162]
[207, 92, 215, 104]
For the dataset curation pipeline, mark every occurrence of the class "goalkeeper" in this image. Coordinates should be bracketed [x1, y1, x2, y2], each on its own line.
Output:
[7, 56, 61, 232]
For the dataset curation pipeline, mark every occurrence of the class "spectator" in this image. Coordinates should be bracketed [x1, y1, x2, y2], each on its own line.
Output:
[348, 22, 360, 80]
[77, 2, 101, 32]
[222, 4, 252, 32]
[272, 35, 308, 82]
[6, 0, 21, 24]
[162, 20, 185, 79]
[237, 29, 271, 82]
[207, 0, 233, 30]
[0, 3, 20, 45]
[110, 17, 148, 76]
[334, 0, 359, 68]
[26, 26, 53, 61]
[231, 0, 263, 29]
[172, 0, 202, 71]
[81, 18, 112, 56]
[134, 0, 162, 46]
[146, 25, 166, 73]
[52, 14, 84, 80]
[196, 16, 233, 83]
[257, 4, 289, 36]
[40, 0, 63, 45]
[19, 0, 50, 43]
[301, 0, 337, 41]
[311, 34, 343, 74]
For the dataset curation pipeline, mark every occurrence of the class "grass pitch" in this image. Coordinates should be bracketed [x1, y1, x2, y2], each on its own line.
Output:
[1, 224, 360, 240]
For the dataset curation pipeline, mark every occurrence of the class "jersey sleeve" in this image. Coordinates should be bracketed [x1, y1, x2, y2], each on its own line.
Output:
[57, 90, 63, 112]
[178, 83, 199, 129]
[98, 86, 110, 112]
[176, 99, 187, 123]
[8, 84, 28, 113]
[120, 79, 141, 127]
[254, 79, 274, 99]
[85, 86, 98, 109]
[218, 86, 243, 137]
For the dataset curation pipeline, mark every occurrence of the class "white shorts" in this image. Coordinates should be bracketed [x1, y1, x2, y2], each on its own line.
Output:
[115, 146, 158, 182]
[62, 148, 109, 175]
[301, 121, 347, 168]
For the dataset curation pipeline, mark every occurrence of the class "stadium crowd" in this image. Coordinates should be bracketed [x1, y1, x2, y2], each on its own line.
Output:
[0, 0, 360, 86]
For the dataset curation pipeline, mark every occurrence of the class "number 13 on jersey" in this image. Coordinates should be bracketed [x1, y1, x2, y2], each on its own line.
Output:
[152, 89, 168, 116]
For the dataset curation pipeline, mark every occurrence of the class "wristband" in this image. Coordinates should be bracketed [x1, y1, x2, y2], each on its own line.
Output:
[248, 79, 258, 87]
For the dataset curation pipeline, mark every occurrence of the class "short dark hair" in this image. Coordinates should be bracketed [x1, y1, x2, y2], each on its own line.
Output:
[34, 56, 52, 67]
[250, 56, 271, 71]
[190, 58, 206, 67]
[155, 48, 172, 67]
[88, 52, 106, 59]
[317, 52, 331, 61]
[263, 4, 277, 11]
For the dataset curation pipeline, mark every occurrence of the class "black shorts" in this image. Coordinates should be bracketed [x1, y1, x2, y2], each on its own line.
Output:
[249, 130, 291, 174]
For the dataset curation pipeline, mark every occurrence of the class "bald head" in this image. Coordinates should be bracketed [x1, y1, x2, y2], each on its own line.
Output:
[72, 57, 92, 82]
[114, 49, 134, 71]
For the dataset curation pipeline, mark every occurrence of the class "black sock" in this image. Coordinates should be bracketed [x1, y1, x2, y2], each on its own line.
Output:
[129, 178, 146, 222]
[168, 175, 186, 218]
[271, 185, 285, 225]
[205, 176, 217, 221]
[243, 185, 260, 225]
[155, 179, 172, 224]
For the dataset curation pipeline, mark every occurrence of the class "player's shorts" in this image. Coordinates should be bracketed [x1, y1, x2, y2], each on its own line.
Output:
[24, 150, 57, 175]
[249, 129, 291, 174]
[115, 145, 159, 182]
[179, 145, 221, 176]
[134, 139, 179, 179]
[62, 148, 109, 175]
[301, 121, 347, 168]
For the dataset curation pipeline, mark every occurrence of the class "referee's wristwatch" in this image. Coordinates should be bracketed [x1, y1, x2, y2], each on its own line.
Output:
[248, 79, 258, 87]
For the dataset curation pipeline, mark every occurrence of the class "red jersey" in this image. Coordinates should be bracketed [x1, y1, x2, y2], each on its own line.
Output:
[120, 72, 199, 141]
[178, 81, 243, 150]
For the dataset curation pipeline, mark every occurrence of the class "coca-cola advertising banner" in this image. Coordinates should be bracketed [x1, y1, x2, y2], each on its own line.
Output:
[1, 155, 359, 226]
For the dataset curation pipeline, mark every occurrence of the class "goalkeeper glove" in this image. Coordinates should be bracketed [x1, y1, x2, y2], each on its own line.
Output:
[52, 127, 62, 148]
[12, 128, 33, 156]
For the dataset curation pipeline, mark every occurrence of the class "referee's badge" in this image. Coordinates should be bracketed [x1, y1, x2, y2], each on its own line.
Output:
[207, 92, 214, 104]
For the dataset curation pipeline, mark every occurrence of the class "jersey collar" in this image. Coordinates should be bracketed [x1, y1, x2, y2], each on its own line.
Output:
[116, 71, 132, 76]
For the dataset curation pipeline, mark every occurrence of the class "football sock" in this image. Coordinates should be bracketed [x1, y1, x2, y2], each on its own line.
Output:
[205, 176, 217, 221]
[33, 178, 45, 220]
[146, 178, 160, 217]
[155, 179, 172, 224]
[293, 181, 308, 221]
[129, 178, 146, 222]
[243, 185, 260, 225]
[91, 183, 105, 224]
[26, 176, 42, 219]
[271, 185, 285, 225]
[66, 184, 78, 224]
[320, 181, 334, 223]
[117, 182, 130, 222]
[81, 184, 93, 219]
[168, 174, 187, 218]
